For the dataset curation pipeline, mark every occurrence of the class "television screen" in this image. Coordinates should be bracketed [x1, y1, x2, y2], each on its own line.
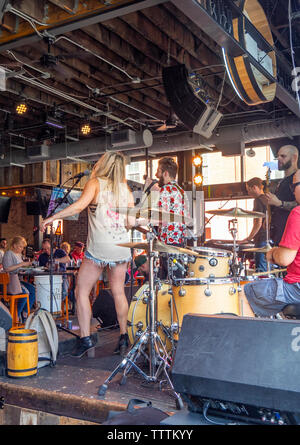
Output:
[47, 187, 81, 221]
[0, 196, 12, 223]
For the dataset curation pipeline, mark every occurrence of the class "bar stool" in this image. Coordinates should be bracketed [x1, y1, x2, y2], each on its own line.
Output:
[0, 272, 30, 328]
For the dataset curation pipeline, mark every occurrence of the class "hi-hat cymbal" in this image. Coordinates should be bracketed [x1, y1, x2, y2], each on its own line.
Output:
[112, 206, 193, 226]
[243, 244, 272, 253]
[117, 240, 200, 256]
[206, 207, 265, 218]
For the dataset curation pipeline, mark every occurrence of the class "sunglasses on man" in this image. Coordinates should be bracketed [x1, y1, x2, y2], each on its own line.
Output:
[289, 182, 300, 193]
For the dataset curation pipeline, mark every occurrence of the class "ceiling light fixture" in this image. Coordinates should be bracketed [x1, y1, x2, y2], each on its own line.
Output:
[81, 123, 91, 135]
[16, 101, 27, 115]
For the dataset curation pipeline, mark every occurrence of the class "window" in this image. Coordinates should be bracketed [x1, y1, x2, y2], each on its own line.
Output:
[202, 152, 241, 185]
[243, 145, 284, 182]
[205, 199, 255, 240]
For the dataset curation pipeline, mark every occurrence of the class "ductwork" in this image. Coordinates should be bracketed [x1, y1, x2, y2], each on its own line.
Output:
[128, 116, 300, 158]
[1, 117, 300, 166]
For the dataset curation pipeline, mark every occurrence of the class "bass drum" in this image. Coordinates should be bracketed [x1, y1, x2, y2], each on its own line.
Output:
[127, 283, 172, 352]
[172, 278, 240, 338]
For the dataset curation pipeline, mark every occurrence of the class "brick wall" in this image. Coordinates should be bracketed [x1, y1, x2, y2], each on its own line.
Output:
[63, 209, 88, 248]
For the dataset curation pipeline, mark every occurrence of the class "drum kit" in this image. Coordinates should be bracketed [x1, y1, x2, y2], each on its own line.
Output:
[98, 205, 284, 406]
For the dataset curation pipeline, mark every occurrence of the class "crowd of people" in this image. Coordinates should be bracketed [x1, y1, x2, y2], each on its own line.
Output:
[0, 237, 87, 323]
[1, 144, 300, 359]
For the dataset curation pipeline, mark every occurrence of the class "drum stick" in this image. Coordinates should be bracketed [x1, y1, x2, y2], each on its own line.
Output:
[251, 268, 287, 277]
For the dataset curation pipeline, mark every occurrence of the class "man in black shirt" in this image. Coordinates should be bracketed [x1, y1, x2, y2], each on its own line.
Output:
[265, 145, 299, 245]
[240, 177, 268, 272]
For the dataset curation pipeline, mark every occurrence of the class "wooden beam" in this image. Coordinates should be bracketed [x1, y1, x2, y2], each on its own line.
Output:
[0, 0, 168, 49]
[47, 0, 78, 15]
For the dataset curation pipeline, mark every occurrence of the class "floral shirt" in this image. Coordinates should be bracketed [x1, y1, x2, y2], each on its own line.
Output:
[157, 181, 189, 245]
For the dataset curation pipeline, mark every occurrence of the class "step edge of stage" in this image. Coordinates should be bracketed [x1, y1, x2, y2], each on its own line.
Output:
[0, 380, 127, 424]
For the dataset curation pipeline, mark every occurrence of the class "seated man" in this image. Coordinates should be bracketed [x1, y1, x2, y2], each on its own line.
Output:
[70, 241, 85, 264]
[134, 254, 149, 282]
[244, 169, 300, 317]
[38, 239, 70, 300]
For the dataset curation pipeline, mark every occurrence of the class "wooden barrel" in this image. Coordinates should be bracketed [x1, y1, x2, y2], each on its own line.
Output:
[7, 329, 38, 378]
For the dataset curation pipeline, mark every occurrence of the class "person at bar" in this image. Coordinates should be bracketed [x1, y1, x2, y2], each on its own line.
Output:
[2, 236, 36, 322]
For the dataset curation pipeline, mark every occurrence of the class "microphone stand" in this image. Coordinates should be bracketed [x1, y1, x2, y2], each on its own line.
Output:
[46, 175, 83, 339]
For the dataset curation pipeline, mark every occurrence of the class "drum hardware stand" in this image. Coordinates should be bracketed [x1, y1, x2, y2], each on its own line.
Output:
[265, 208, 272, 275]
[228, 219, 244, 279]
[98, 225, 184, 410]
[46, 178, 82, 339]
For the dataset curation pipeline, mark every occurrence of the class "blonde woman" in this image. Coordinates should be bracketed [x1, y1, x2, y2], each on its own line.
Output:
[40, 152, 135, 358]
[2, 236, 36, 321]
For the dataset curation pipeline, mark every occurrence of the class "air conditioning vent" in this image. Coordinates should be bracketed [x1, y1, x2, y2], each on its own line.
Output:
[27, 145, 49, 159]
[111, 129, 137, 147]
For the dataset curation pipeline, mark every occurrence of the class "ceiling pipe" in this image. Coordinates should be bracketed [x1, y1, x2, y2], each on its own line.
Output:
[1, 117, 300, 167]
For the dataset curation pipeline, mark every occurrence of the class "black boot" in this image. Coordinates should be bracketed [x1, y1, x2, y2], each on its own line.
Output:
[114, 333, 130, 357]
[71, 336, 94, 358]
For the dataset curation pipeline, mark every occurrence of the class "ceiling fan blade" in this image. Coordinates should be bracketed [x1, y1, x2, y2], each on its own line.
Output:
[156, 124, 168, 132]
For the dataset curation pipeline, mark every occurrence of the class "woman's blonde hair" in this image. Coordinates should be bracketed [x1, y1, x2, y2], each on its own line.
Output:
[10, 236, 27, 248]
[60, 242, 71, 254]
[91, 151, 127, 198]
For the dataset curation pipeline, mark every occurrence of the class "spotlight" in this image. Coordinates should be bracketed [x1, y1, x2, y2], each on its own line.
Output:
[16, 102, 27, 115]
[192, 155, 203, 167]
[81, 123, 91, 135]
[193, 174, 203, 186]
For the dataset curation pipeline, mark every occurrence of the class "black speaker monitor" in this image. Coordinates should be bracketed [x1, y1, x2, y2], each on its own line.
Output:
[171, 314, 300, 425]
[0, 197, 11, 223]
[26, 201, 42, 216]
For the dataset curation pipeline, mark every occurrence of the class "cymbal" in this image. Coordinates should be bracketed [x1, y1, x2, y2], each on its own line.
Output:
[117, 240, 200, 256]
[117, 242, 148, 250]
[111, 206, 193, 226]
[243, 244, 272, 253]
[206, 207, 265, 218]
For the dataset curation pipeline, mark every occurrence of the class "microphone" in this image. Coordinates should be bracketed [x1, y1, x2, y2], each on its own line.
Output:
[71, 170, 90, 179]
[172, 258, 185, 273]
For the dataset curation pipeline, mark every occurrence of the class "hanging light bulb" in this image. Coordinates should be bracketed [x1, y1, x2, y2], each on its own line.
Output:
[192, 155, 203, 167]
[193, 174, 203, 186]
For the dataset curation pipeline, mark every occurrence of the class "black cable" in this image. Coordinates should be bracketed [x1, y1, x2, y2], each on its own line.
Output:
[203, 401, 241, 425]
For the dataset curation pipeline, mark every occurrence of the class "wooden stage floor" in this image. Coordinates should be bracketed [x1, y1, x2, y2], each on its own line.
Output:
[0, 317, 178, 424]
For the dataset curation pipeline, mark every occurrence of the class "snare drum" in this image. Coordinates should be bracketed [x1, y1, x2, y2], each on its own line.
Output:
[127, 283, 172, 351]
[172, 278, 239, 336]
[187, 247, 232, 279]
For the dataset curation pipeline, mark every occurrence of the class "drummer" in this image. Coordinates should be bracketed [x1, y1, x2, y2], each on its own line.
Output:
[155, 156, 189, 279]
[244, 169, 300, 317]
[239, 177, 268, 272]
[134, 254, 149, 281]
